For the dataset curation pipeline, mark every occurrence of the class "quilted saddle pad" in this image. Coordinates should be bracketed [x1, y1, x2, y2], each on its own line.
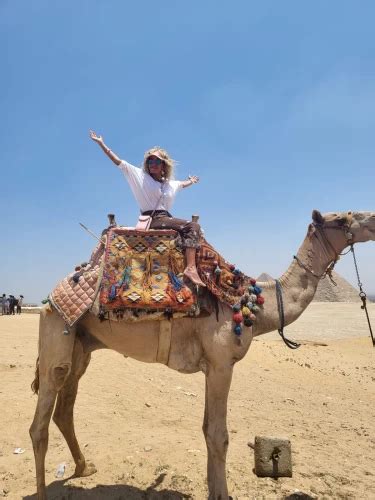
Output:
[99, 228, 196, 312]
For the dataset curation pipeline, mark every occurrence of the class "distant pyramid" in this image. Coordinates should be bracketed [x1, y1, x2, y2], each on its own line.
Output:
[256, 271, 360, 303]
[257, 273, 274, 282]
[313, 271, 360, 302]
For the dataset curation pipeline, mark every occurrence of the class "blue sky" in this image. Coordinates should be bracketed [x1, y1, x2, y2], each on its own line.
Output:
[1, 1, 375, 303]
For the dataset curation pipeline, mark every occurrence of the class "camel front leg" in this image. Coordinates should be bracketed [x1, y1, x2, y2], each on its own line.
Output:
[203, 364, 233, 500]
[52, 338, 96, 477]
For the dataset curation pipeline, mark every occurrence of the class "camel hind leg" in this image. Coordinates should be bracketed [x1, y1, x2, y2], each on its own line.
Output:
[30, 307, 76, 500]
[52, 336, 96, 477]
[30, 383, 59, 500]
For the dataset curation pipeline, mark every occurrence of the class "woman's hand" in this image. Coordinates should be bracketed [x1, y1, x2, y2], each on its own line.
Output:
[181, 175, 200, 188]
[89, 130, 104, 144]
[89, 130, 122, 166]
[188, 175, 199, 184]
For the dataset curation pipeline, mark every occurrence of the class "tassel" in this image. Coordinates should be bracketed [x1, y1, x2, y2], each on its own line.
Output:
[241, 306, 251, 316]
[109, 284, 117, 301]
[233, 312, 243, 323]
[72, 272, 81, 283]
[118, 266, 132, 290]
[169, 272, 183, 291]
[234, 324, 242, 336]
[142, 254, 153, 289]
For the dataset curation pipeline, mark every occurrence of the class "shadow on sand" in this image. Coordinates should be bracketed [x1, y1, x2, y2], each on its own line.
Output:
[23, 473, 193, 499]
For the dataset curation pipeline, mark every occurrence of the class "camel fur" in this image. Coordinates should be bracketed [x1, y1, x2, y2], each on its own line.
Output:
[30, 210, 375, 499]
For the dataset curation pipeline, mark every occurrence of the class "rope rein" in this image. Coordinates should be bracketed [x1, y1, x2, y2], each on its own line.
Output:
[275, 279, 301, 350]
[350, 245, 375, 347]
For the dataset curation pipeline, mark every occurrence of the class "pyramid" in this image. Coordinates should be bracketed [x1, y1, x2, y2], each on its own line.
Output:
[257, 272, 273, 282]
[313, 270, 360, 303]
[257, 271, 360, 303]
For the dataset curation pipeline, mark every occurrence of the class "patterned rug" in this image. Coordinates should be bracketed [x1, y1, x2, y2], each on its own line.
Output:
[99, 228, 196, 312]
[198, 239, 255, 307]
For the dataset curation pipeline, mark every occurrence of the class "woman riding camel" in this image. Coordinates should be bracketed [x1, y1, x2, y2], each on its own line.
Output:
[89, 130, 205, 287]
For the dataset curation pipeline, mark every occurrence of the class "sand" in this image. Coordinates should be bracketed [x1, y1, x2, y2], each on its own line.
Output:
[0, 303, 374, 499]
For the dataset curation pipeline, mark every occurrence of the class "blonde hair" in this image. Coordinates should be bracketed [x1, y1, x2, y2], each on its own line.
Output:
[142, 146, 176, 180]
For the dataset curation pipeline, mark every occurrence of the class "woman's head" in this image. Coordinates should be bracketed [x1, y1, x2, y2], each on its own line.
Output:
[143, 146, 176, 180]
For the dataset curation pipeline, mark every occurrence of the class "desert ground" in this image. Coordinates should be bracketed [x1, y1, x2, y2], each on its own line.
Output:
[0, 303, 374, 500]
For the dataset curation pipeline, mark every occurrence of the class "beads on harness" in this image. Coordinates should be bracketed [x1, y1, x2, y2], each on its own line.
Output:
[232, 279, 265, 336]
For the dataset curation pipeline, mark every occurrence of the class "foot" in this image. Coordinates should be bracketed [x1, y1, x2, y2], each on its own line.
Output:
[184, 267, 206, 287]
[74, 461, 97, 478]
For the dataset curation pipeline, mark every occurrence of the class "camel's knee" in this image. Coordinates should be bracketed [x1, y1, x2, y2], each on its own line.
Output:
[51, 363, 71, 391]
[29, 421, 49, 445]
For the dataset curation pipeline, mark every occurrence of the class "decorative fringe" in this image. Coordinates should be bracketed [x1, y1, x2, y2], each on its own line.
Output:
[142, 254, 153, 289]
[231, 280, 265, 335]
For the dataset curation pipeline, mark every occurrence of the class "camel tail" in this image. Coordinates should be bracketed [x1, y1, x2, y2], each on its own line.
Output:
[31, 357, 39, 395]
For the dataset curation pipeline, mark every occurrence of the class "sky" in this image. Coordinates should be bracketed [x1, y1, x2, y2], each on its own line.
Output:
[1, 1, 375, 304]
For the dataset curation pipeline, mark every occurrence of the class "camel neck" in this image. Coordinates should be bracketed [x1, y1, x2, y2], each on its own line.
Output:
[252, 230, 334, 336]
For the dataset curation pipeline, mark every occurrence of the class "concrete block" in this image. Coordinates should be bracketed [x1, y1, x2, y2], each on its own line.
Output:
[254, 435, 292, 477]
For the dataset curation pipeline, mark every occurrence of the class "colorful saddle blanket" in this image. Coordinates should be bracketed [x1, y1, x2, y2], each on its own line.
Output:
[50, 228, 258, 327]
[99, 228, 195, 312]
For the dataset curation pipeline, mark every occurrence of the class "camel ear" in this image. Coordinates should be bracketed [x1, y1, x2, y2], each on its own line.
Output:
[312, 210, 324, 224]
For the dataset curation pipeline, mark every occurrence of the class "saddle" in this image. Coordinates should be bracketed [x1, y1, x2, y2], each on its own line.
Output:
[99, 228, 195, 312]
[50, 227, 256, 327]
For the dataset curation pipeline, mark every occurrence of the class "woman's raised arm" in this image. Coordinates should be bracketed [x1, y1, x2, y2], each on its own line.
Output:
[181, 175, 200, 188]
[89, 130, 122, 166]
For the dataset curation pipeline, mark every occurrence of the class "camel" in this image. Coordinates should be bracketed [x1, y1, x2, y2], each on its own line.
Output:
[30, 209, 375, 499]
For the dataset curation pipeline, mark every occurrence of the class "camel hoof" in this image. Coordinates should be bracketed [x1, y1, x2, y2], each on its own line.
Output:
[74, 461, 97, 477]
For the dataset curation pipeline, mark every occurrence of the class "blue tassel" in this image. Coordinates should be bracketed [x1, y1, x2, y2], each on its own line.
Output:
[109, 284, 117, 301]
[232, 303, 241, 312]
[234, 324, 242, 336]
[253, 285, 262, 295]
[117, 266, 132, 290]
[169, 272, 183, 291]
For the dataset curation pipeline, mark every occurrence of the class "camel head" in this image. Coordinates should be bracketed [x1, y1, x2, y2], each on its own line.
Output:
[311, 210, 375, 257]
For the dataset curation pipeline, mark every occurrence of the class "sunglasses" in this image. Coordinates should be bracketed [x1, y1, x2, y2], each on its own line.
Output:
[147, 157, 163, 166]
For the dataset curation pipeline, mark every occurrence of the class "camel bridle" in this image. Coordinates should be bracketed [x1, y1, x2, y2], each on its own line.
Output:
[294, 211, 354, 281]
[292, 211, 374, 347]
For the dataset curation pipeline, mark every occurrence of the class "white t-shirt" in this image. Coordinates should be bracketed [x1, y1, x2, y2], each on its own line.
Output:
[118, 160, 183, 213]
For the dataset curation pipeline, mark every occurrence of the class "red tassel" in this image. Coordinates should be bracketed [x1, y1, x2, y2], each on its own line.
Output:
[232, 312, 243, 323]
